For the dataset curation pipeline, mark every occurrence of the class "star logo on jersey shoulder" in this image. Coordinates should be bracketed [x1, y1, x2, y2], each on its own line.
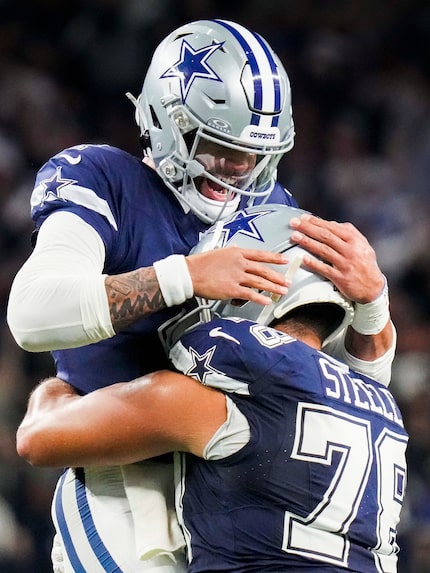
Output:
[160, 40, 223, 102]
[185, 344, 225, 384]
[220, 209, 275, 245]
[38, 166, 77, 205]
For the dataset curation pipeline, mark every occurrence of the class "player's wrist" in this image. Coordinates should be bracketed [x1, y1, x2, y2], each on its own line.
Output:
[153, 254, 194, 307]
[352, 276, 390, 335]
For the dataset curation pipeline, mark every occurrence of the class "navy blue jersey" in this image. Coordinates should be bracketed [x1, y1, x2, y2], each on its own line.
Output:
[170, 317, 408, 572]
[30, 144, 298, 392]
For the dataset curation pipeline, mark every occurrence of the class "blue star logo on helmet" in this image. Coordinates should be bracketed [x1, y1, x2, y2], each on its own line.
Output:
[220, 209, 275, 245]
[160, 40, 223, 102]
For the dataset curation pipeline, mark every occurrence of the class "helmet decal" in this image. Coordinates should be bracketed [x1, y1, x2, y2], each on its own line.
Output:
[160, 40, 223, 102]
[218, 208, 276, 246]
[214, 20, 282, 126]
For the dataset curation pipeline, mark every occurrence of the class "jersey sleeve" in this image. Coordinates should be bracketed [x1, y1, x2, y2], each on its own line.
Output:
[169, 317, 296, 396]
[30, 144, 123, 251]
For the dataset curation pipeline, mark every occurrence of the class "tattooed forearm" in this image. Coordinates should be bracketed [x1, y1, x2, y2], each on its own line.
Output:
[105, 267, 166, 332]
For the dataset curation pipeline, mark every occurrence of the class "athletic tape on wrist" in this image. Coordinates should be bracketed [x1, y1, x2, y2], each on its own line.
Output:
[153, 254, 194, 307]
[352, 277, 390, 335]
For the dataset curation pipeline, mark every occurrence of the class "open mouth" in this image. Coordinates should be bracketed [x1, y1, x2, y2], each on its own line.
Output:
[198, 177, 238, 202]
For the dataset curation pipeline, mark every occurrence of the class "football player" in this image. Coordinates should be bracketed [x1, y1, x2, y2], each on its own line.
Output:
[8, 19, 395, 572]
[17, 205, 407, 572]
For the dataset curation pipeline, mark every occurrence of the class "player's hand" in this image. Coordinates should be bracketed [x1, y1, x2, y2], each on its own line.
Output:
[290, 214, 385, 303]
[186, 247, 290, 304]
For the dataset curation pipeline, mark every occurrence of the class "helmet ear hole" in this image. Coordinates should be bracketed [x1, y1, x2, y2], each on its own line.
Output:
[149, 105, 161, 129]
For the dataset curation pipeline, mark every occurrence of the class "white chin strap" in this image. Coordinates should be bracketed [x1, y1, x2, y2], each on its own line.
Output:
[182, 184, 240, 223]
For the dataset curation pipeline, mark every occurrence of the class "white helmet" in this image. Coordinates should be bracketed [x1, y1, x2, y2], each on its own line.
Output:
[128, 19, 295, 223]
[160, 204, 354, 349]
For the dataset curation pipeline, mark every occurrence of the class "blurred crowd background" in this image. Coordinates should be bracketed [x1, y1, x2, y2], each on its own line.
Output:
[0, 0, 429, 571]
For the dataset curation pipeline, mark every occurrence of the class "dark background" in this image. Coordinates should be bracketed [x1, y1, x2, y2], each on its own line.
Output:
[1, 1, 430, 571]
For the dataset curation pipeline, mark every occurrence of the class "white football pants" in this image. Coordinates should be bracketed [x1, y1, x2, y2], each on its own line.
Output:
[51, 462, 187, 573]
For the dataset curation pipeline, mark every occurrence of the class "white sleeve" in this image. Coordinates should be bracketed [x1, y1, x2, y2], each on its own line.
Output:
[7, 211, 115, 352]
[322, 322, 397, 387]
[203, 396, 250, 460]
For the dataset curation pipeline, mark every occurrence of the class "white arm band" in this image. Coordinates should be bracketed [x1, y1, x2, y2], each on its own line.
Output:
[351, 276, 390, 335]
[7, 211, 114, 352]
[153, 254, 194, 307]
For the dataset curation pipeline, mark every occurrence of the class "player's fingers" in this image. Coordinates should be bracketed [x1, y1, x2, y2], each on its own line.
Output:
[290, 232, 344, 268]
[238, 247, 289, 266]
[290, 215, 355, 251]
[241, 259, 291, 286]
[301, 254, 339, 281]
[232, 285, 286, 306]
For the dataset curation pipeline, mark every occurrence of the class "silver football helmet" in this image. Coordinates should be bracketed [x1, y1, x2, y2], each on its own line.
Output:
[127, 19, 295, 223]
[161, 204, 354, 349]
